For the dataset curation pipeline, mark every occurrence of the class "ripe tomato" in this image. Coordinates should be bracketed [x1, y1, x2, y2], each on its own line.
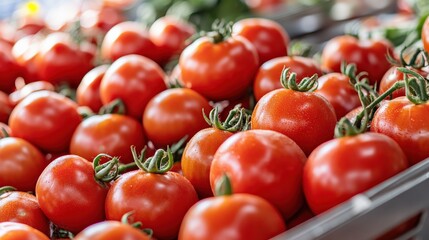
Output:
[12, 35, 42, 83]
[179, 193, 286, 240]
[303, 132, 408, 214]
[105, 169, 198, 239]
[36, 155, 108, 234]
[9, 81, 55, 106]
[101, 21, 161, 64]
[74, 221, 150, 240]
[179, 34, 258, 100]
[70, 114, 146, 164]
[35, 32, 93, 87]
[149, 16, 196, 63]
[210, 129, 306, 220]
[0, 222, 48, 240]
[422, 16, 429, 53]
[378, 66, 428, 99]
[182, 128, 234, 198]
[100, 55, 166, 119]
[0, 137, 47, 191]
[253, 56, 322, 101]
[251, 84, 337, 156]
[77, 65, 109, 112]
[0, 190, 50, 236]
[0, 41, 21, 93]
[371, 96, 429, 165]
[9, 91, 82, 153]
[233, 18, 289, 65]
[315, 72, 360, 119]
[143, 88, 211, 148]
[80, 7, 125, 34]
[321, 35, 394, 85]
[0, 91, 13, 123]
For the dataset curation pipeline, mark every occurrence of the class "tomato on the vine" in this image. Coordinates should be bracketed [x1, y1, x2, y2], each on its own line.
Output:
[9, 91, 82, 153]
[143, 88, 211, 148]
[0, 222, 48, 240]
[36, 155, 108, 234]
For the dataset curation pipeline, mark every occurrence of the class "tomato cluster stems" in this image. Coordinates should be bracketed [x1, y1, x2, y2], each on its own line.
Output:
[203, 106, 251, 132]
[399, 67, 429, 104]
[280, 67, 318, 92]
[93, 153, 120, 183]
[121, 211, 154, 237]
[131, 146, 173, 174]
[99, 98, 126, 115]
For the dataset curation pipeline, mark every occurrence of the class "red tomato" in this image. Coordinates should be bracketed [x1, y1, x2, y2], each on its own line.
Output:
[77, 65, 109, 112]
[12, 35, 42, 83]
[251, 85, 337, 156]
[315, 72, 360, 119]
[9, 91, 82, 153]
[0, 41, 21, 93]
[179, 34, 258, 100]
[35, 32, 93, 87]
[70, 114, 146, 164]
[253, 56, 323, 101]
[371, 96, 429, 165]
[321, 35, 394, 85]
[149, 16, 196, 63]
[143, 88, 211, 148]
[378, 66, 428, 99]
[244, 0, 284, 13]
[101, 21, 161, 64]
[422, 16, 429, 53]
[0, 222, 48, 240]
[179, 193, 286, 240]
[0, 190, 50, 236]
[9, 81, 55, 106]
[74, 221, 150, 240]
[36, 155, 108, 233]
[210, 129, 306, 220]
[0, 137, 47, 191]
[80, 7, 125, 33]
[182, 128, 233, 198]
[233, 18, 289, 65]
[0, 91, 13, 123]
[100, 54, 166, 119]
[105, 170, 198, 240]
[303, 132, 408, 214]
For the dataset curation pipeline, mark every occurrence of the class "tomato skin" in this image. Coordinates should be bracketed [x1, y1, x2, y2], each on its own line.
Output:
[76, 65, 109, 112]
[251, 89, 337, 156]
[101, 21, 161, 64]
[179, 193, 286, 240]
[423, 17, 429, 53]
[9, 91, 82, 153]
[0, 222, 49, 240]
[179, 35, 258, 101]
[12, 35, 42, 83]
[100, 54, 166, 119]
[74, 221, 150, 240]
[0, 191, 50, 236]
[143, 88, 211, 148]
[371, 97, 429, 165]
[233, 18, 289, 65]
[149, 16, 196, 62]
[321, 35, 394, 85]
[253, 56, 323, 101]
[0, 91, 13, 124]
[0, 137, 47, 191]
[0, 41, 21, 93]
[9, 81, 55, 107]
[35, 32, 93, 88]
[303, 132, 408, 214]
[70, 114, 146, 164]
[36, 155, 108, 233]
[378, 66, 428, 99]
[182, 128, 233, 198]
[210, 129, 306, 220]
[315, 72, 360, 119]
[105, 170, 198, 240]
[80, 7, 125, 34]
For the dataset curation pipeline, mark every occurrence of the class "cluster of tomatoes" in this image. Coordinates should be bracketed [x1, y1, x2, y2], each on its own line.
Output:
[1, 1, 429, 239]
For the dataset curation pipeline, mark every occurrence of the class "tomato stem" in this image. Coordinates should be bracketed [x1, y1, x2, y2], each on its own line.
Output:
[398, 67, 429, 104]
[214, 174, 233, 196]
[387, 45, 428, 69]
[206, 20, 233, 44]
[0, 186, 16, 196]
[99, 98, 126, 115]
[131, 146, 173, 174]
[341, 62, 369, 86]
[93, 153, 120, 184]
[78, 106, 95, 119]
[280, 67, 318, 92]
[121, 211, 154, 238]
[203, 106, 251, 132]
[0, 127, 9, 138]
[118, 162, 137, 173]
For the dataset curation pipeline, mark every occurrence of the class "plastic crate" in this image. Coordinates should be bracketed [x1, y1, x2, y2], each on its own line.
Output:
[273, 158, 429, 239]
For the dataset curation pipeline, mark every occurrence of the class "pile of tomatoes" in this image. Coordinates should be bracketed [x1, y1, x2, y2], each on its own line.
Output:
[1, 1, 429, 239]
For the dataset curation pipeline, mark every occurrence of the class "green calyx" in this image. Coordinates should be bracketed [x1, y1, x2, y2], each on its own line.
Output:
[121, 211, 153, 237]
[387, 45, 429, 69]
[340, 61, 370, 86]
[93, 154, 121, 183]
[280, 67, 318, 92]
[131, 146, 173, 174]
[398, 67, 429, 104]
[0, 127, 9, 139]
[0, 186, 16, 196]
[206, 19, 233, 44]
[99, 98, 126, 115]
[214, 174, 233, 196]
[203, 105, 251, 132]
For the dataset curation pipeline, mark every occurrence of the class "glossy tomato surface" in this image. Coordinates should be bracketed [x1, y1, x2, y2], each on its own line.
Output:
[74, 221, 150, 240]
[0, 222, 48, 240]
[76, 65, 109, 112]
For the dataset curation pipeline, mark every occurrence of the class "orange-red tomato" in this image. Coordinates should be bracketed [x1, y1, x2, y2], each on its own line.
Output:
[0, 222, 49, 240]
[77, 65, 109, 112]
[74, 221, 150, 240]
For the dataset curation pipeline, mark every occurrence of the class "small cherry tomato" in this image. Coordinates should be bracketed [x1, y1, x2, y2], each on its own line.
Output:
[9, 81, 55, 106]
[0, 222, 49, 240]
[77, 65, 109, 112]
[74, 221, 150, 240]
